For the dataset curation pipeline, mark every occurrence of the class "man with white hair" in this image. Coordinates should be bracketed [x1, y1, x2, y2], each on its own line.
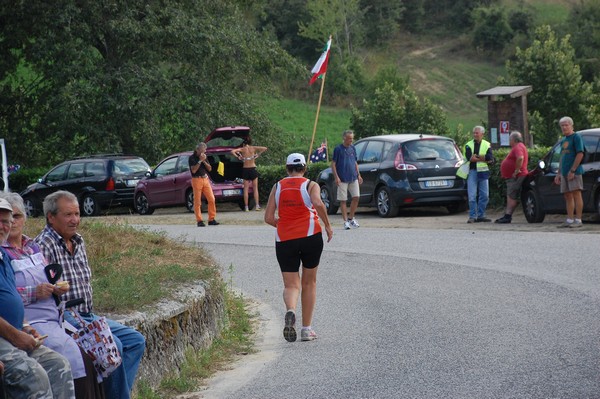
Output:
[553, 116, 585, 228]
[464, 125, 495, 223]
[35, 190, 145, 398]
[0, 197, 75, 398]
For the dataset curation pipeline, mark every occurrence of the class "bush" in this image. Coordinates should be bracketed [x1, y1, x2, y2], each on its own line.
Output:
[256, 162, 331, 204]
[7, 167, 48, 193]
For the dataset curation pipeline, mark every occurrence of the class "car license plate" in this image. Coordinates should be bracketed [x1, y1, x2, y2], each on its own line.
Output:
[222, 189, 242, 196]
[424, 180, 450, 188]
[126, 179, 139, 187]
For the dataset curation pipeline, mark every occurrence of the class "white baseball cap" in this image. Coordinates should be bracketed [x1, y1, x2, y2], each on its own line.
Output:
[0, 198, 13, 213]
[286, 153, 306, 166]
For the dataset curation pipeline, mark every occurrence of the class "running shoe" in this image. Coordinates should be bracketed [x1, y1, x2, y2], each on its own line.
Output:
[300, 328, 318, 341]
[349, 218, 360, 228]
[557, 221, 573, 228]
[283, 311, 297, 342]
[244, 206, 249, 212]
[569, 220, 583, 228]
[344, 220, 351, 230]
[255, 205, 262, 211]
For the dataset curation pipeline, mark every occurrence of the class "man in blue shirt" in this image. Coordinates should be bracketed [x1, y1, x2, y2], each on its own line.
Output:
[332, 130, 363, 230]
[0, 198, 75, 398]
[553, 116, 585, 228]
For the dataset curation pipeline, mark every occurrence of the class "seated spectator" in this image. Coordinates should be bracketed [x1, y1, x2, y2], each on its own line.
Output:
[35, 191, 145, 399]
[0, 193, 105, 398]
[0, 197, 75, 398]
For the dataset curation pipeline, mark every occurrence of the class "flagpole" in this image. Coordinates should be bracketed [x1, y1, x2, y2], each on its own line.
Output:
[308, 72, 327, 162]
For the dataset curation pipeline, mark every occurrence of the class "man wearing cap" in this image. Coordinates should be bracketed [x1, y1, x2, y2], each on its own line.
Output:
[35, 190, 145, 399]
[332, 130, 362, 230]
[0, 197, 75, 398]
[264, 153, 333, 342]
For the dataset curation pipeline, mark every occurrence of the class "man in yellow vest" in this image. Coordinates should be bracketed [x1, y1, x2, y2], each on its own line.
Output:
[464, 126, 494, 223]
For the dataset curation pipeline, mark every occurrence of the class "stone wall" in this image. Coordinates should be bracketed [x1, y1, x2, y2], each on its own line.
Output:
[107, 280, 226, 389]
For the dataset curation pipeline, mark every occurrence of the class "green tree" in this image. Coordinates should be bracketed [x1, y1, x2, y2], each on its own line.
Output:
[361, 0, 405, 45]
[257, 0, 318, 62]
[567, 1, 600, 82]
[471, 5, 514, 52]
[299, 0, 365, 60]
[503, 25, 598, 146]
[0, 0, 300, 167]
[350, 82, 448, 138]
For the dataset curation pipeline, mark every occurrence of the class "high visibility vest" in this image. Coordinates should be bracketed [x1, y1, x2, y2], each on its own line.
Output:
[464, 140, 491, 172]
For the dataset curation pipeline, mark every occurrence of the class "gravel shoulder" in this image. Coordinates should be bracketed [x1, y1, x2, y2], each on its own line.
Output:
[108, 203, 599, 234]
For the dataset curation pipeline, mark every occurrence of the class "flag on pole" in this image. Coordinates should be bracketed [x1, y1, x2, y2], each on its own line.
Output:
[310, 140, 328, 163]
[309, 38, 332, 86]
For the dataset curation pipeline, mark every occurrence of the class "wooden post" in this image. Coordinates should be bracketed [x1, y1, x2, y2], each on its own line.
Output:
[308, 71, 327, 162]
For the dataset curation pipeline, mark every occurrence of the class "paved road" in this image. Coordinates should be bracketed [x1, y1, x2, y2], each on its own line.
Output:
[137, 209, 600, 399]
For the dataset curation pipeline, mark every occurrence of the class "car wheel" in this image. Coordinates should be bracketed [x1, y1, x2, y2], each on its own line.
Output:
[522, 189, 545, 223]
[446, 201, 467, 214]
[135, 192, 155, 215]
[376, 186, 399, 218]
[23, 197, 40, 217]
[81, 194, 101, 217]
[596, 190, 600, 219]
[185, 189, 194, 213]
[320, 185, 338, 215]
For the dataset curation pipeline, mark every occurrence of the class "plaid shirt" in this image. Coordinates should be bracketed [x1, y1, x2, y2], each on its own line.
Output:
[35, 225, 93, 314]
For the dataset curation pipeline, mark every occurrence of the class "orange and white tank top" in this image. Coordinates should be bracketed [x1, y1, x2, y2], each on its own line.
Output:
[275, 177, 322, 242]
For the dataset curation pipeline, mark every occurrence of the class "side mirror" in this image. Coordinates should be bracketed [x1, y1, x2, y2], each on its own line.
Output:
[145, 171, 152, 178]
[538, 160, 545, 169]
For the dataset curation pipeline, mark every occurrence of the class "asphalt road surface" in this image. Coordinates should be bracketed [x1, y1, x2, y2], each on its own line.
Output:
[134, 208, 600, 399]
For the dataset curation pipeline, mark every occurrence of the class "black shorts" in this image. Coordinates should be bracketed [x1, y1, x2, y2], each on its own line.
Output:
[242, 167, 259, 181]
[275, 233, 324, 273]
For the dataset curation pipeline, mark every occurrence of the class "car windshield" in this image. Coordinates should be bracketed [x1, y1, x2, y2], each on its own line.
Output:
[113, 159, 150, 176]
[403, 140, 459, 161]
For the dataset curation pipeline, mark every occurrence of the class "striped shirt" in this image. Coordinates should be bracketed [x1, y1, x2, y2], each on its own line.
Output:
[35, 225, 93, 314]
[275, 177, 322, 242]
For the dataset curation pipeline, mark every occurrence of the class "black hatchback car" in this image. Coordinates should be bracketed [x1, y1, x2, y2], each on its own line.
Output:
[317, 134, 468, 217]
[521, 128, 600, 223]
[21, 154, 150, 217]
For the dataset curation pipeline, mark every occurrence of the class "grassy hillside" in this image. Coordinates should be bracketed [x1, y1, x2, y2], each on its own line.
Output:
[264, 0, 572, 152]
[257, 95, 352, 153]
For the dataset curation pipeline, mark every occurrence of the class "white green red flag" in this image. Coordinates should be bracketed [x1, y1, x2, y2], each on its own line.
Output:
[309, 38, 332, 86]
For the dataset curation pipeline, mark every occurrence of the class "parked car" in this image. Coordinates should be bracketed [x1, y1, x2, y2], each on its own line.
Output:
[133, 126, 254, 215]
[317, 134, 468, 218]
[21, 154, 151, 217]
[521, 128, 600, 223]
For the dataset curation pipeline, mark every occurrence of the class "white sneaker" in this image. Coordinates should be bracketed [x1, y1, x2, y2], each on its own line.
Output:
[349, 218, 360, 228]
[343, 220, 351, 230]
[300, 327, 318, 341]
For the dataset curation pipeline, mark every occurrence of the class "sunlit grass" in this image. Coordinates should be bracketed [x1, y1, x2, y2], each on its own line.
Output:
[23, 217, 219, 312]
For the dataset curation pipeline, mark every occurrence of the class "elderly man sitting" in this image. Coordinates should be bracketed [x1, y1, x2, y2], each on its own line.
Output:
[35, 191, 145, 399]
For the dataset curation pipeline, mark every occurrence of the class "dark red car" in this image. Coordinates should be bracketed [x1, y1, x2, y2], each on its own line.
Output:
[133, 126, 254, 214]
